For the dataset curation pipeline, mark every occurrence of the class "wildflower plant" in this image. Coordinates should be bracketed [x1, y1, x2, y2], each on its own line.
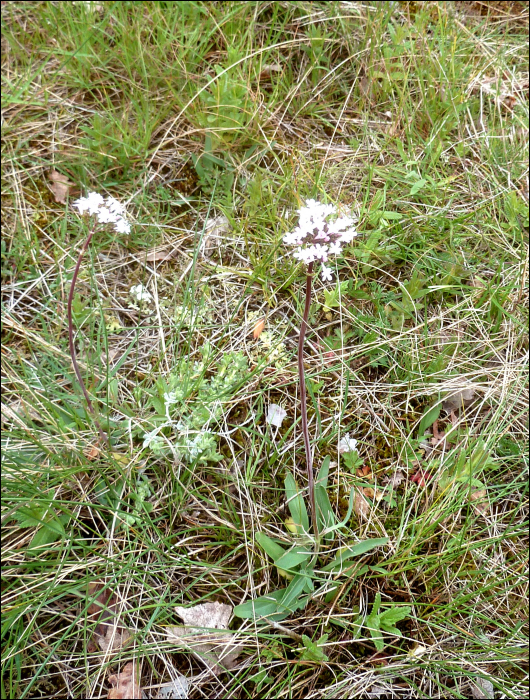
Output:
[234, 200, 389, 622]
[284, 200, 358, 540]
[68, 192, 132, 446]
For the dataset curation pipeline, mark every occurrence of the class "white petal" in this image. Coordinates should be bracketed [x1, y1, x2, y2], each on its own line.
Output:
[266, 404, 287, 427]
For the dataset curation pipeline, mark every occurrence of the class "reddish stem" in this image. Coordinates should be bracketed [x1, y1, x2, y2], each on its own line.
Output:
[67, 229, 108, 446]
[297, 261, 318, 540]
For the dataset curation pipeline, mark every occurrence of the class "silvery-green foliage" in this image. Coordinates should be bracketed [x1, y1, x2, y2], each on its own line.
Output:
[141, 345, 248, 464]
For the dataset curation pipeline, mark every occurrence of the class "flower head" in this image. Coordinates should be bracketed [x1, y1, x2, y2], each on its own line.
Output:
[130, 284, 153, 304]
[73, 191, 131, 235]
[338, 433, 358, 454]
[283, 199, 358, 281]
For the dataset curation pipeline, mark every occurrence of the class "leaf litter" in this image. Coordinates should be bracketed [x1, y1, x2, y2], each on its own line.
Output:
[166, 602, 242, 674]
[47, 169, 76, 204]
[108, 662, 142, 699]
[87, 582, 131, 654]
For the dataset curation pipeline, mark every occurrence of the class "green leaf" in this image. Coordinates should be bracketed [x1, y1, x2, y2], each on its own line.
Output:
[418, 403, 441, 438]
[299, 568, 315, 593]
[371, 592, 382, 616]
[323, 281, 349, 311]
[379, 605, 412, 629]
[322, 538, 389, 572]
[299, 634, 329, 662]
[280, 574, 310, 611]
[322, 487, 356, 535]
[314, 485, 336, 541]
[233, 589, 286, 619]
[284, 474, 309, 532]
[15, 505, 50, 528]
[274, 546, 312, 572]
[380, 210, 403, 220]
[28, 517, 65, 550]
[368, 626, 385, 652]
[365, 602, 384, 651]
[410, 178, 427, 195]
[455, 476, 485, 488]
[255, 532, 287, 563]
[233, 580, 312, 620]
[316, 456, 331, 489]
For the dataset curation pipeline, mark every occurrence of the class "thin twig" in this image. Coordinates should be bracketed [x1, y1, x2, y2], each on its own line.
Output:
[67, 227, 108, 446]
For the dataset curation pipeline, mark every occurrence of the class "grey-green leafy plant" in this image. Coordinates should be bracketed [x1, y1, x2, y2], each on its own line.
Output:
[94, 474, 153, 528]
[364, 592, 412, 651]
[140, 345, 248, 464]
[234, 457, 388, 620]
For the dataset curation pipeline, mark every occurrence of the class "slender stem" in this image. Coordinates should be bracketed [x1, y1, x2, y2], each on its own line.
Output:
[298, 261, 318, 543]
[67, 229, 108, 446]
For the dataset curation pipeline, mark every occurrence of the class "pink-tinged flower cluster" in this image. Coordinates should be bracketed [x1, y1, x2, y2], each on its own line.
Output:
[73, 191, 131, 234]
[283, 199, 358, 280]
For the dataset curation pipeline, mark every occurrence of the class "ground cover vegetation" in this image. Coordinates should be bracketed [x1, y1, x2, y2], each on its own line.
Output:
[1, 1, 528, 698]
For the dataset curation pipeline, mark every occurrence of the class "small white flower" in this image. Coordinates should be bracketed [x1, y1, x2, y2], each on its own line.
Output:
[283, 199, 358, 281]
[73, 191, 131, 235]
[338, 433, 358, 454]
[130, 284, 153, 304]
[114, 218, 131, 234]
[74, 191, 104, 215]
[321, 264, 333, 282]
[266, 404, 287, 427]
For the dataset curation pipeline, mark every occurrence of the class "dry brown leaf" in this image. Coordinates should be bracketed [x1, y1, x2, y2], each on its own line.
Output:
[469, 488, 489, 516]
[48, 169, 75, 204]
[362, 487, 385, 503]
[430, 420, 446, 449]
[259, 63, 282, 79]
[356, 464, 372, 479]
[84, 444, 100, 460]
[252, 318, 266, 339]
[384, 469, 405, 488]
[144, 247, 177, 263]
[167, 602, 241, 674]
[354, 488, 370, 520]
[2, 399, 42, 424]
[108, 662, 142, 699]
[443, 388, 476, 413]
[87, 582, 131, 654]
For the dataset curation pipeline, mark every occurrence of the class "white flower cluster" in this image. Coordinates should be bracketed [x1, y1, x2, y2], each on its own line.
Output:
[73, 191, 131, 234]
[338, 433, 358, 454]
[130, 283, 153, 305]
[283, 199, 358, 280]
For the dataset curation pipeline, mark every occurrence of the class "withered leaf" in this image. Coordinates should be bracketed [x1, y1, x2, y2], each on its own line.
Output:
[410, 469, 434, 488]
[87, 582, 131, 654]
[442, 388, 476, 414]
[108, 662, 142, 699]
[354, 488, 370, 520]
[144, 247, 178, 263]
[469, 488, 489, 516]
[167, 602, 242, 674]
[252, 318, 266, 339]
[84, 444, 100, 460]
[384, 469, 405, 488]
[48, 169, 75, 204]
